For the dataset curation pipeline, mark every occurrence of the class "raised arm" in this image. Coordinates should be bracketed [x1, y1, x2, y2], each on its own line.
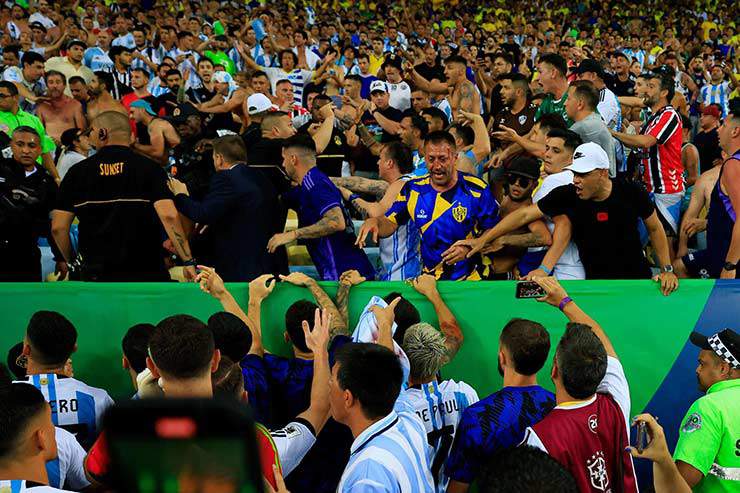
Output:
[532, 276, 617, 358]
[279, 272, 346, 337]
[335, 270, 366, 333]
[460, 110, 491, 163]
[311, 103, 336, 154]
[195, 267, 276, 357]
[340, 178, 405, 219]
[410, 275, 463, 361]
[296, 308, 332, 434]
[331, 176, 389, 198]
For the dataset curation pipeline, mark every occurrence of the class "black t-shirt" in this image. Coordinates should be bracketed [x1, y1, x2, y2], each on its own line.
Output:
[694, 128, 721, 174]
[241, 122, 262, 149]
[298, 121, 348, 177]
[414, 62, 446, 83]
[536, 179, 654, 279]
[489, 84, 504, 120]
[56, 145, 172, 281]
[606, 73, 636, 97]
[357, 105, 403, 173]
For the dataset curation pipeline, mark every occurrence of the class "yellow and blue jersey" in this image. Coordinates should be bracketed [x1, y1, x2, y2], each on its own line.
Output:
[385, 172, 499, 280]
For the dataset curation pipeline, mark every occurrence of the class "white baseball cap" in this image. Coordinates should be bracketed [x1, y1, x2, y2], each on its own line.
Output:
[566, 142, 610, 174]
[212, 71, 233, 84]
[246, 93, 278, 115]
[369, 80, 388, 93]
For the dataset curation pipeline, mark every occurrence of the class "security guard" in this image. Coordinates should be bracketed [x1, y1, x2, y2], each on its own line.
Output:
[0, 126, 59, 281]
[51, 111, 196, 281]
[0, 81, 59, 182]
[674, 328, 740, 492]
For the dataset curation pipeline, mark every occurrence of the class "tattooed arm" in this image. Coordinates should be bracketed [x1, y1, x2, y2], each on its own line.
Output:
[355, 123, 382, 156]
[335, 270, 366, 330]
[279, 272, 347, 337]
[410, 275, 464, 362]
[458, 80, 480, 114]
[267, 206, 347, 253]
[338, 179, 406, 219]
[331, 176, 389, 199]
[154, 199, 193, 262]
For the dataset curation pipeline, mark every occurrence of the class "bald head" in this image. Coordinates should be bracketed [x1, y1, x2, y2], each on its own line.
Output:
[93, 111, 132, 137]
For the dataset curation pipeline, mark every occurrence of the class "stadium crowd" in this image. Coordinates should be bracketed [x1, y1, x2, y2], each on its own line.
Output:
[0, 0, 739, 491]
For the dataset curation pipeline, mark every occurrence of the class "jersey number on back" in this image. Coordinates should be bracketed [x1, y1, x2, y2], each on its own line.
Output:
[427, 425, 454, 487]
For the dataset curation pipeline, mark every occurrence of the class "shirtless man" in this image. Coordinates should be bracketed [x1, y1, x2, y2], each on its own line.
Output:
[675, 165, 721, 260]
[481, 156, 552, 279]
[35, 71, 85, 144]
[408, 55, 479, 116]
[197, 71, 249, 128]
[129, 99, 180, 165]
[86, 70, 126, 121]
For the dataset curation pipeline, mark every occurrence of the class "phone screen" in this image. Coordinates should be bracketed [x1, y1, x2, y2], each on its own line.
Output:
[105, 399, 263, 493]
[515, 281, 547, 299]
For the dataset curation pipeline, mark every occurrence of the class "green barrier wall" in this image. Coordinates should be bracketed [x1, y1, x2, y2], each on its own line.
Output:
[0, 280, 714, 415]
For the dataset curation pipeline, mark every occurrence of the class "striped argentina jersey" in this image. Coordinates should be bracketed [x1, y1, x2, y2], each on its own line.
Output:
[17, 374, 114, 449]
[380, 174, 422, 280]
[338, 395, 435, 492]
[402, 380, 479, 492]
[699, 81, 732, 118]
[46, 427, 89, 491]
[262, 67, 314, 106]
[0, 481, 72, 492]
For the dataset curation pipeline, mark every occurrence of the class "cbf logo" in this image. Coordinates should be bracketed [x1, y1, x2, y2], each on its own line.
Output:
[586, 451, 609, 491]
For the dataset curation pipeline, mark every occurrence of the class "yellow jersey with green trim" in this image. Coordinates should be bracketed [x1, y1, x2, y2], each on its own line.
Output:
[385, 171, 499, 280]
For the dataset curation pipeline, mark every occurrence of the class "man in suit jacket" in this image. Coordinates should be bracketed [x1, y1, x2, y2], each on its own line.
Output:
[169, 134, 285, 281]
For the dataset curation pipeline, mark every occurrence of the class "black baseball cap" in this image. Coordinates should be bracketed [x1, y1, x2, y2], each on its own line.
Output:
[30, 21, 47, 32]
[66, 39, 87, 50]
[690, 329, 740, 369]
[507, 156, 541, 180]
[575, 59, 605, 79]
[168, 103, 201, 125]
[613, 51, 630, 62]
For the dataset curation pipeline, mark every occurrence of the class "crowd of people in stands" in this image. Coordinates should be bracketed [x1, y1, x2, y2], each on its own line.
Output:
[0, 0, 736, 285]
[0, 0, 739, 491]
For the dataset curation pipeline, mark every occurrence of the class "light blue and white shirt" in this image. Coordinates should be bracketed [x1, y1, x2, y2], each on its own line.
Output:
[699, 81, 732, 118]
[0, 481, 72, 492]
[83, 47, 113, 72]
[17, 374, 114, 449]
[403, 380, 479, 492]
[380, 174, 422, 281]
[111, 33, 136, 49]
[147, 78, 170, 97]
[338, 394, 436, 493]
[46, 427, 90, 491]
[263, 67, 313, 106]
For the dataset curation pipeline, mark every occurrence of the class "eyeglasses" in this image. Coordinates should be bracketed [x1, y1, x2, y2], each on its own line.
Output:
[506, 174, 533, 188]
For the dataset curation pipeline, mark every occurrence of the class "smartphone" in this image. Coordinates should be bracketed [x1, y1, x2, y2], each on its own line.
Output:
[515, 281, 547, 299]
[636, 421, 648, 453]
[104, 399, 264, 493]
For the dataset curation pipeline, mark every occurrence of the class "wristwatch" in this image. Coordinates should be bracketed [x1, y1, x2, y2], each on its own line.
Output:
[662, 265, 674, 273]
[723, 261, 737, 271]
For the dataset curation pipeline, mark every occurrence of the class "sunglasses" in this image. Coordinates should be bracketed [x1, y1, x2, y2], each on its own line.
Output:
[506, 174, 533, 188]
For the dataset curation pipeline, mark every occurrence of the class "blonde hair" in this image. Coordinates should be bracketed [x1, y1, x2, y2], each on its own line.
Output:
[403, 323, 448, 381]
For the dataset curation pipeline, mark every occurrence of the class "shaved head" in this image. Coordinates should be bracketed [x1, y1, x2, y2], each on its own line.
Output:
[93, 111, 132, 138]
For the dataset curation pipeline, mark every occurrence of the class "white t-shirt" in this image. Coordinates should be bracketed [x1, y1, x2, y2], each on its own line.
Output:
[270, 420, 316, 476]
[57, 151, 87, 181]
[47, 427, 90, 490]
[292, 46, 321, 70]
[402, 380, 480, 492]
[387, 80, 411, 112]
[29, 12, 56, 29]
[598, 86, 621, 131]
[533, 170, 585, 280]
